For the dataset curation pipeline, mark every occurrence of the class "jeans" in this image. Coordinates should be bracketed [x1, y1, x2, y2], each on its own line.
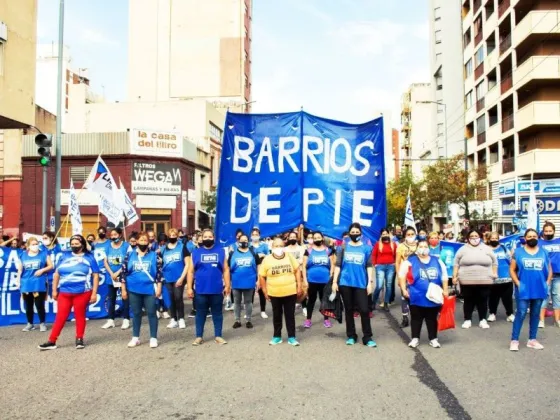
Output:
[339, 286, 372, 344]
[194, 293, 223, 338]
[541, 275, 560, 310]
[270, 294, 297, 338]
[23, 292, 47, 324]
[128, 292, 158, 339]
[165, 282, 186, 320]
[512, 298, 544, 341]
[373, 264, 395, 305]
[107, 285, 130, 320]
[233, 289, 254, 321]
[489, 282, 513, 316]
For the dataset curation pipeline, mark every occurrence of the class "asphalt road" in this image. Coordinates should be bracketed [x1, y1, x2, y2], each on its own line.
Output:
[0, 299, 558, 420]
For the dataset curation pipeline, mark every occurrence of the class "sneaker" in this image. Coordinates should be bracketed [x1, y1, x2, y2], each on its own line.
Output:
[102, 320, 115, 329]
[346, 338, 356, 346]
[156, 311, 161, 319]
[121, 319, 130, 330]
[556, 320, 560, 328]
[215, 337, 228, 345]
[150, 338, 158, 348]
[269, 337, 283, 345]
[462, 320, 472, 329]
[487, 314, 496, 322]
[22, 323, 35, 332]
[75, 338, 85, 349]
[538, 320, 545, 328]
[232, 321, 242, 329]
[225, 304, 234, 312]
[527, 339, 544, 350]
[408, 338, 420, 348]
[166, 319, 179, 329]
[188, 310, 196, 318]
[302, 308, 308, 317]
[38, 341, 57, 351]
[261, 311, 268, 319]
[246, 321, 253, 329]
[383, 305, 390, 312]
[400, 315, 409, 328]
[479, 319, 490, 329]
[303, 319, 312, 328]
[127, 337, 140, 348]
[507, 315, 515, 323]
[178, 318, 186, 329]
[366, 340, 377, 348]
[429, 339, 441, 348]
[323, 319, 332, 328]
[162, 312, 170, 319]
[192, 337, 204, 346]
[509, 340, 519, 352]
[288, 337, 300, 346]
[39, 323, 47, 332]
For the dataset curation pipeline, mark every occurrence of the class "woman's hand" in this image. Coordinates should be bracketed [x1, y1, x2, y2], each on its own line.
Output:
[187, 288, 194, 299]
[121, 289, 128, 300]
[34, 269, 43, 277]
[366, 282, 373, 296]
[401, 288, 409, 299]
[297, 284, 303, 297]
[155, 287, 162, 299]
[176, 278, 184, 287]
[111, 272, 119, 281]
[452, 276, 458, 285]
[89, 293, 97, 304]
[443, 289, 449, 298]
[331, 282, 338, 293]
[52, 291, 58, 301]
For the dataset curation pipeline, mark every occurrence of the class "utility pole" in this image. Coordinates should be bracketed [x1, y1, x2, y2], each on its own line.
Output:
[464, 136, 470, 221]
[54, 0, 65, 229]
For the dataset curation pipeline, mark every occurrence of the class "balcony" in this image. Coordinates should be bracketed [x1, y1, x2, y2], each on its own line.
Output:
[486, 84, 500, 104]
[499, 34, 511, 55]
[502, 156, 515, 174]
[477, 131, 486, 145]
[476, 97, 486, 112]
[502, 114, 514, 133]
[516, 149, 560, 176]
[513, 56, 560, 90]
[498, 0, 510, 19]
[485, 48, 498, 72]
[516, 101, 560, 132]
[474, 0, 482, 15]
[475, 62, 485, 80]
[475, 30, 483, 46]
[500, 72, 512, 94]
[514, 11, 560, 47]
[486, 121, 501, 144]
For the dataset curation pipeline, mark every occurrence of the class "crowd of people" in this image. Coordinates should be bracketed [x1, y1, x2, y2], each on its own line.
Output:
[10, 220, 559, 352]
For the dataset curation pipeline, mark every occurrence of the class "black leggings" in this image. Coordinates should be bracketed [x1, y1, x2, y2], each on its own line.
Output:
[339, 286, 372, 344]
[252, 288, 267, 312]
[410, 305, 440, 340]
[166, 283, 186, 320]
[270, 295, 297, 338]
[489, 282, 513, 316]
[462, 285, 491, 321]
[306, 282, 327, 320]
[23, 292, 46, 324]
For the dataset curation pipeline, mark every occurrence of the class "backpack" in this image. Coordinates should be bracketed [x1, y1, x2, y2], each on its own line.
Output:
[228, 247, 259, 268]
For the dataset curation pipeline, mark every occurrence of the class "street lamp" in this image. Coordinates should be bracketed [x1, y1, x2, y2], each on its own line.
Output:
[417, 100, 448, 159]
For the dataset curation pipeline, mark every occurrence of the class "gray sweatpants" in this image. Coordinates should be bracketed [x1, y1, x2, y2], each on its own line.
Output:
[233, 289, 254, 321]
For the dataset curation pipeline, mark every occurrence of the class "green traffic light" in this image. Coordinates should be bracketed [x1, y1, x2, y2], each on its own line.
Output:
[40, 156, 50, 166]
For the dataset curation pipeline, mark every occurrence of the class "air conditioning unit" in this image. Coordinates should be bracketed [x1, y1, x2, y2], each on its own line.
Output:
[0, 22, 7, 42]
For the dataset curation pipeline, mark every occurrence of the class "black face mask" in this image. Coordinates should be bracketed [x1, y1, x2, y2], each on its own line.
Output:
[87, 240, 94, 246]
[203, 239, 215, 248]
[71, 246, 82, 254]
[138, 244, 149, 252]
[287, 239, 297, 246]
[98, 233, 106, 239]
[349, 234, 361, 243]
[489, 240, 499, 247]
[544, 234, 554, 241]
[131, 244, 137, 249]
[169, 237, 178, 244]
[239, 242, 249, 249]
[381, 237, 390, 243]
[313, 240, 323, 246]
[526, 238, 538, 248]
[395, 234, 402, 240]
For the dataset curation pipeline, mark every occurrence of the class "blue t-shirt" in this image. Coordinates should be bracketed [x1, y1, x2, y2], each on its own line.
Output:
[251, 241, 269, 256]
[56, 252, 100, 294]
[92, 241, 110, 285]
[20, 250, 49, 293]
[338, 243, 372, 289]
[192, 245, 225, 294]
[123, 249, 161, 295]
[539, 238, 560, 274]
[229, 248, 258, 289]
[161, 243, 188, 283]
[40, 243, 62, 283]
[492, 245, 512, 283]
[429, 245, 442, 258]
[186, 240, 198, 254]
[305, 247, 331, 284]
[406, 255, 444, 308]
[514, 247, 549, 300]
[105, 241, 129, 274]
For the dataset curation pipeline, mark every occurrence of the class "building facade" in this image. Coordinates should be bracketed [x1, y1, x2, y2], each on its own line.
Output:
[392, 128, 400, 182]
[128, 0, 252, 110]
[462, 0, 560, 233]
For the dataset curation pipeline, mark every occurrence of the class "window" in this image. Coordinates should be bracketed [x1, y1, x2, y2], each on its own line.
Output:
[437, 123, 444, 136]
[475, 81, 486, 100]
[435, 30, 442, 44]
[476, 115, 486, 134]
[475, 46, 484, 66]
[209, 122, 223, 142]
[434, 7, 441, 20]
[474, 15, 483, 37]
[436, 52, 442, 64]
[70, 166, 92, 182]
[465, 59, 473, 78]
[466, 90, 474, 108]
[463, 27, 472, 46]
[189, 170, 195, 187]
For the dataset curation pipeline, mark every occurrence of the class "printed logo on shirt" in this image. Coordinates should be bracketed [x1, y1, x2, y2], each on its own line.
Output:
[23, 260, 41, 270]
[201, 254, 218, 263]
[419, 267, 439, 280]
[312, 256, 329, 265]
[523, 258, 544, 270]
[133, 261, 150, 272]
[163, 253, 182, 264]
[236, 257, 253, 267]
[108, 256, 122, 265]
[344, 252, 364, 265]
[542, 244, 560, 253]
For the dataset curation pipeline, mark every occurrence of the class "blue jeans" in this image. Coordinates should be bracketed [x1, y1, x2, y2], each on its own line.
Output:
[195, 293, 223, 338]
[373, 264, 395, 304]
[128, 292, 158, 339]
[541, 275, 560, 310]
[512, 298, 544, 341]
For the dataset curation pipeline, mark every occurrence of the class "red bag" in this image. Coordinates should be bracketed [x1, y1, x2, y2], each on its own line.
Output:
[438, 296, 456, 332]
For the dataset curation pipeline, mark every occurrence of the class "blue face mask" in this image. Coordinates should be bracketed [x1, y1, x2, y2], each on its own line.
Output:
[418, 235, 426, 241]
[112, 237, 120, 243]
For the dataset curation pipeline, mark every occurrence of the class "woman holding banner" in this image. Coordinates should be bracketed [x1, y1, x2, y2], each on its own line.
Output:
[41, 231, 62, 298]
[38, 235, 100, 351]
[102, 228, 130, 330]
[17, 237, 53, 332]
[539, 222, 560, 328]
[486, 232, 514, 323]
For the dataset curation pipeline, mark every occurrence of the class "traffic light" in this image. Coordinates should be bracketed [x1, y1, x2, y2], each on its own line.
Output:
[35, 134, 52, 166]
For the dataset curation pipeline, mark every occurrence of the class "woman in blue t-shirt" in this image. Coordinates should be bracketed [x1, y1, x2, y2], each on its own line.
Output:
[250, 227, 270, 319]
[102, 227, 130, 331]
[332, 223, 376, 347]
[38, 235, 100, 351]
[17, 237, 53, 332]
[161, 228, 190, 330]
[509, 228, 552, 351]
[302, 231, 334, 329]
[41, 231, 61, 298]
[539, 221, 560, 328]
[121, 231, 162, 349]
[486, 232, 514, 323]
[230, 233, 258, 329]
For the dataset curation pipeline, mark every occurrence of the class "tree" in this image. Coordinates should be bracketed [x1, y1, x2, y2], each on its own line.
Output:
[386, 170, 431, 227]
[201, 187, 217, 214]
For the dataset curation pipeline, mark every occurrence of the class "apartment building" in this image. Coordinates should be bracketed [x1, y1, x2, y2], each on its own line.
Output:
[462, 0, 560, 233]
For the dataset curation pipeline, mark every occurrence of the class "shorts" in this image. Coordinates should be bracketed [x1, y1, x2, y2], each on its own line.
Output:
[541, 274, 560, 310]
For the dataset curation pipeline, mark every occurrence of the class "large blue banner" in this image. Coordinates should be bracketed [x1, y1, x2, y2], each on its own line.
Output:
[216, 111, 386, 244]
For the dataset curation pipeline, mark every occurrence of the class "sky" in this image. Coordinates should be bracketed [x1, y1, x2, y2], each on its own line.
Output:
[37, 0, 430, 127]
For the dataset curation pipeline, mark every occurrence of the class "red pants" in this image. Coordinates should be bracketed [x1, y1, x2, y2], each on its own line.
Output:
[49, 291, 92, 342]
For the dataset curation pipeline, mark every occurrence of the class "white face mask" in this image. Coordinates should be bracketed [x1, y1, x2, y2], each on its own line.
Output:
[42, 239, 51, 246]
[405, 236, 416, 244]
[251, 236, 260, 243]
[417, 248, 429, 257]
[272, 248, 284, 257]
[29, 244, 39, 252]
[470, 238, 481, 246]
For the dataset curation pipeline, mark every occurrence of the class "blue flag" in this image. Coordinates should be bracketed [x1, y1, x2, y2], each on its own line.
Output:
[215, 111, 387, 244]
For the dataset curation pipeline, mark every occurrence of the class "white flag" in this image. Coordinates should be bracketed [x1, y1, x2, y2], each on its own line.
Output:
[526, 182, 539, 231]
[120, 181, 139, 226]
[69, 180, 83, 235]
[99, 195, 124, 227]
[404, 187, 415, 229]
[85, 155, 118, 202]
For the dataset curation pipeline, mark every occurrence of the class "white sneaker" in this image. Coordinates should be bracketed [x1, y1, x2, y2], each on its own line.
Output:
[150, 338, 158, 348]
[178, 318, 186, 329]
[408, 338, 419, 348]
[555, 320, 560, 328]
[429, 339, 441, 348]
[167, 319, 179, 329]
[479, 319, 490, 329]
[538, 320, 545, 328]
[261, 311, 268, 319]
[162, 311, 171, 319]
[22, 323, 35, 332]
[302, 307, 308, 317]
[462, 320, 472, 329]
[39, 323, 47, 332]
[127, 337, 140, 348]
[121, 319, 130, 330]
[507, 315, 515, 323]
[487, 314, 496, 322]
[102, 320, 115, 329]
[156, 311, 161, 319]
